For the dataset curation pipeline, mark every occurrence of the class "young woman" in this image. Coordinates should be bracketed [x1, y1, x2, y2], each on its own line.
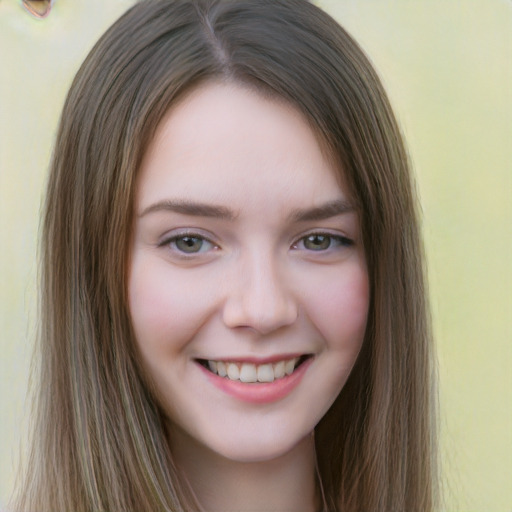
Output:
[12, 0, 438, 510]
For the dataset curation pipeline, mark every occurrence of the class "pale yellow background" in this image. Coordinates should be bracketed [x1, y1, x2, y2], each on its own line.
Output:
[1, 1, 510, 510]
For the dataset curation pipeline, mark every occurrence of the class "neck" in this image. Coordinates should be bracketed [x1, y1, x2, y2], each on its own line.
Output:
[169, 427, 319, 512]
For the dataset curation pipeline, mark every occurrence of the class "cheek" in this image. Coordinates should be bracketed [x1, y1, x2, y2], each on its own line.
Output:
[306, 262, 369, 350]
[128, 257, 215, 356]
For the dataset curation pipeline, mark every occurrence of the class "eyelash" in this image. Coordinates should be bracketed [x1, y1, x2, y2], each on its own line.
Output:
[159, 231, 217, 256]
[159, 231, 353, 256]
[291, 233, 353, 252]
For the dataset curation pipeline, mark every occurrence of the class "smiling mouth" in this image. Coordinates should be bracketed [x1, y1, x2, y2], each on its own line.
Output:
[197, 355, 312, 383]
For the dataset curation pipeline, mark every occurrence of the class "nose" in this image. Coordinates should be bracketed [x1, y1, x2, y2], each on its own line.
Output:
[222, 252, 298, 335]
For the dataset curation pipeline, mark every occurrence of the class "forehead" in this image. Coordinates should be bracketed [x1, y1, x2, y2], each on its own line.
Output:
[136, 82, 348, 214]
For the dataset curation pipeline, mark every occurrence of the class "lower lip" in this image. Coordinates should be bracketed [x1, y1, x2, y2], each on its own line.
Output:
[198, 358, 313, 404]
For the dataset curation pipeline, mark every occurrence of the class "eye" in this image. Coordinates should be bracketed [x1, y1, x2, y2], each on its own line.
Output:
[294, 233, 353, 252]
[161, 234, 217, 255]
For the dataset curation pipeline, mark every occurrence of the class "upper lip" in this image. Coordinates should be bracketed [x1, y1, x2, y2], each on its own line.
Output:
[195, 353, 311, 364]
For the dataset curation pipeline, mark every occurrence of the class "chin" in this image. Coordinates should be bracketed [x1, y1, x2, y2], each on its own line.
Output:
[205, 425, 314, 464]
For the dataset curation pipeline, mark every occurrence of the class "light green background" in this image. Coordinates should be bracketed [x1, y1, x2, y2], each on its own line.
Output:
[1, 1, 511, 510]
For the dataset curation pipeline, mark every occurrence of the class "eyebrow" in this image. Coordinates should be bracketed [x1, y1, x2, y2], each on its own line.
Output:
[289, 199, 356, 222]
[139, 199, 238, 220]
[138, 198, 355, 221]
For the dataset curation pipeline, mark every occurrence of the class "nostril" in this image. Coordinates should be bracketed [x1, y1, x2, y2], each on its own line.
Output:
[221, 262, 298, 334]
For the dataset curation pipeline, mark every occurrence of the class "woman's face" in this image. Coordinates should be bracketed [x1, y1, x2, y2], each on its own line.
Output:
[129, 82, 369, 462]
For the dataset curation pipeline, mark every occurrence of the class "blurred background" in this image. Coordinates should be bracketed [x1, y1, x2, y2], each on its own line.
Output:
[1, 0, 510, 509]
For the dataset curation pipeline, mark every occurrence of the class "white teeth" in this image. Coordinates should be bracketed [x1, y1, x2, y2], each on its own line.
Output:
[274, 361, 285, 379]
[205, 356, 302, 382]
[240, 363, 257, 383]
[227, 363, 240, 380]
[217, 361, 227, 377]
[257, 364, 275, 383]
[284, 358, 296, 376]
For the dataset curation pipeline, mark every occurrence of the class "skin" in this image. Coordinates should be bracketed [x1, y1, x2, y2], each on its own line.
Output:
[128, 82, 369, 511]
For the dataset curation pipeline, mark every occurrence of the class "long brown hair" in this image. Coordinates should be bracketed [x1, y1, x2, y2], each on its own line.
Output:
[12, 0, 438, 510]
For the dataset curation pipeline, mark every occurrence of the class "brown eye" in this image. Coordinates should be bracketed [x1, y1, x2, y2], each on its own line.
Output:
[22, 0, 54, 19]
